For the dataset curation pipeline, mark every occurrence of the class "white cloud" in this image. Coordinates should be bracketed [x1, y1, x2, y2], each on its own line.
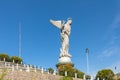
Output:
[110, 14, 120, 30]
[100, 13, 120, 58]
[108, 15, 120, 45]
[101, 46, 119, 57]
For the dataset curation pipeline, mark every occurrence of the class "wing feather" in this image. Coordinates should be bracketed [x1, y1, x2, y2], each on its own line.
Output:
[50, 19, 62, 29]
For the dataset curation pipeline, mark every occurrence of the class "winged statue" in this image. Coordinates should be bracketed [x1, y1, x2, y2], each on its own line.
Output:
[50, 18, 72, 58]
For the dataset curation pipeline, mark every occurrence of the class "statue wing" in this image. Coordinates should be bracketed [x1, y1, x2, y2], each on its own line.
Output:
[50, 19, 62, 29]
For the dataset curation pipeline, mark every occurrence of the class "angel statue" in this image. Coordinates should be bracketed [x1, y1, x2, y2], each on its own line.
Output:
[50, 18, 72, 58]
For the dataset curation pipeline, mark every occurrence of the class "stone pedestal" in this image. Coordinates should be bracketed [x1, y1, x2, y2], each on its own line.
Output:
[57, 55, 73, 69]
[57, 52, 73, 70]
[58, 56, 72, 64]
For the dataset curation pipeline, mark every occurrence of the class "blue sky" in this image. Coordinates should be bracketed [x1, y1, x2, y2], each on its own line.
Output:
[0, 0, 120, 75]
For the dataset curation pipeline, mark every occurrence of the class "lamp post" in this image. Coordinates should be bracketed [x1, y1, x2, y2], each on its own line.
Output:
[115, 66, 117, 80]
[86, 48, 89, 75]
[19, 22, 22, 58]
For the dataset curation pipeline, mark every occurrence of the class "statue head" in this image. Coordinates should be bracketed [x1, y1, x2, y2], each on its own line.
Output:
[67, 18, 72, 25]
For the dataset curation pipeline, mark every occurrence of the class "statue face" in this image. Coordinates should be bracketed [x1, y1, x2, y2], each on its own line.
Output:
[68, 19, 72, 25]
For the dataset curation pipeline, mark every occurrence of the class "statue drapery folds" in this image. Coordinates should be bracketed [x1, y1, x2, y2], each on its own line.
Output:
[50, 18, 72, 58]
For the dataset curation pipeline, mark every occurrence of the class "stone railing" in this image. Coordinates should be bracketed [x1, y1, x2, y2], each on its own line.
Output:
[0, 61, 83, 80]
[0, 61, 49, 73]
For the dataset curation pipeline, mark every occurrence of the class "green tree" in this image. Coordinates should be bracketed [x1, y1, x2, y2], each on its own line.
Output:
[60, 76, 73, 80]
[95, 69, 114, 80]
[0, 53, 10, 61]
[74, 68, 84, 79]
[57, 63, 74, 76]
[48, 68, 54, 74]
[85, 75, 91, 80]
[10, 56, 22, 64]
[56, 63, 84, 79]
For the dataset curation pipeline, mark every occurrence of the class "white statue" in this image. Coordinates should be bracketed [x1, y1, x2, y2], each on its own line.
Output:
[50, 18, 72, 58]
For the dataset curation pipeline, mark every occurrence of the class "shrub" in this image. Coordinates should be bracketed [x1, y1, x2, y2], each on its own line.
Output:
[57, 63, 84, 79]
[74, 68, 84, 78]
[60, 76, 73, 80]
[48, 68, 54, 74]
[95, 69, 114, 80]
[10, 56, 22, 64]
[0, 53, 10, 61]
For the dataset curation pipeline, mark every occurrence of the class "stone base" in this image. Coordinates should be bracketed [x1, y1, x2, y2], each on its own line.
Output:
[58, 56, 72, 64]
[56, 56, 74, 75]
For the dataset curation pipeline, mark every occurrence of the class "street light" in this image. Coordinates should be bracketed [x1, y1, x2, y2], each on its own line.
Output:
[86, 48, 89, 75]
[115, 66, 117, 80]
